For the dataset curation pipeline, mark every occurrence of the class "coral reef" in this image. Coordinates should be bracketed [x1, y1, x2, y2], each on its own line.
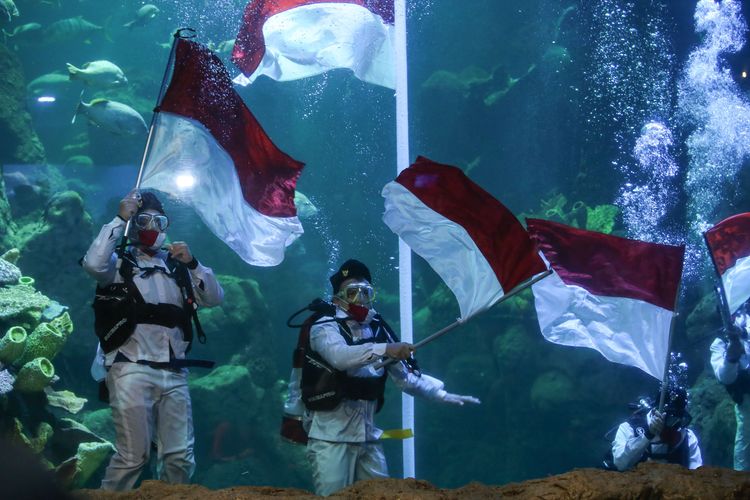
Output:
[0, 256, 21, 286]
[14, 357, 55, 392]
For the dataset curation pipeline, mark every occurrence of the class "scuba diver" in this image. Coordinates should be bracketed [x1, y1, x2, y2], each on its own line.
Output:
[81, 190, 224, 490]
[610, 387, 702, 471]
[710, 302, 750, 471]
[290, 259, 480, 496]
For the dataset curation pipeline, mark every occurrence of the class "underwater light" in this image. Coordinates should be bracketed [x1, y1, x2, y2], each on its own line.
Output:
[742, 71, 747, 79]
[36, 96, 56, 103]
[175, 173, 196, 189]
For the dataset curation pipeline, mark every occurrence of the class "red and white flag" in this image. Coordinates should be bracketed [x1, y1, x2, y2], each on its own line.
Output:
[141, 39, 304, 267]
[382, 157, 547, 319]
[527, 219, 684, 380]
[232, 0, 395, 88]
[705, 213, 750, 314]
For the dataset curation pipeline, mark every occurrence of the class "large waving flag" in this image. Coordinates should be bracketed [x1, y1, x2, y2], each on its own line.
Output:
[705, 213, 750, 314]
[142, 38, 304, 267]
[232, 0, 395, 88]
[382, 157, 547, 319]
[527, 219, 684, 380]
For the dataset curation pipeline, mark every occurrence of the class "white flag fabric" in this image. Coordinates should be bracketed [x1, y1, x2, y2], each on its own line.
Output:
[142, 39, 304, 267]
[232, 0, 395, 88]
[527, 219, 685, 380]
[704, 213, 750, 314]
[382, 156, 547, 319]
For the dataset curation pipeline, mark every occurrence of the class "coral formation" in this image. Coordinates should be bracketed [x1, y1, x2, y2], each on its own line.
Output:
[0, 256, 21, 285]
[0, 325, 26, 364]
[0, 281, 51, 329]
[17, 322, 66, 365]
[14, 357, 55, 392]
[520, 193, 620, 234]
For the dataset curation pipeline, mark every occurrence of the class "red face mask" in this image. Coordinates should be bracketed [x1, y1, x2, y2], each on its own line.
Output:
[137, 229, 160, 247]
[346, 303, 371, 323]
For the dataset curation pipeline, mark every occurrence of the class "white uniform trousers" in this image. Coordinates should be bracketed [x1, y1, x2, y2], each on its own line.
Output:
[306, 438, 388, 496]
[101, 362, 195, 491]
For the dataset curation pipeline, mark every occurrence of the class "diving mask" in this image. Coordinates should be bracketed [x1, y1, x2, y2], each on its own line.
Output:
[338, 281, 375, 306]
[135, 212, 169, 232]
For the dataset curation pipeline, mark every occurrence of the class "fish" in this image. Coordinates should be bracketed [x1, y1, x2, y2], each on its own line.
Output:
[3, 22, 41, 45]
[63, 155, 93, 167]
[123, 4, 159, 29]
[208, 38, 235, 55]
[42, 16, 102, 43]
[72, 95, 147, 136]
[294, 191, 318, 219]
[66, 60, 127, 87]
[0, 0, 19, 23]
[27, 71, 71, 95]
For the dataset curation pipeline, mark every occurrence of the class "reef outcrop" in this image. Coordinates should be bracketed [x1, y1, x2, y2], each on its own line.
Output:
[0, 43, 46, 165]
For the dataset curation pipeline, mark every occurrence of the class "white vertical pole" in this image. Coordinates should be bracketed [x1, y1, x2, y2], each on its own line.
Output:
[394, 0, 415, 479]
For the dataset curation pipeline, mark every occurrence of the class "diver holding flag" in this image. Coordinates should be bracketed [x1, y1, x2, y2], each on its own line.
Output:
[82, 30, 225, 491]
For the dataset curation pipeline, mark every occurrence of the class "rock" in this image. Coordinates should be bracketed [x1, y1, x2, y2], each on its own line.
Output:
[45, 388, 88, 414]
[529, 370, 578, 411]
[0, 43, 46, 165]
[0, 257, 21, 285]
[0, 282, 51, 329]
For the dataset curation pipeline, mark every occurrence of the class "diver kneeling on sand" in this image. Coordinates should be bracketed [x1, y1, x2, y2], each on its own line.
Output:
[282, 259, 480, 496]
[82, 190, 224, 491]
[608, 386, 702, 471]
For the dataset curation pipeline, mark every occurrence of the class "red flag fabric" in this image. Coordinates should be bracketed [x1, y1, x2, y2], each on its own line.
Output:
[527, 218, 685, 379]
[382, 156, 547, 318]
[141, 38, 304, 266]
[232, 0, 395, 88]
[705, 212, 750, 313]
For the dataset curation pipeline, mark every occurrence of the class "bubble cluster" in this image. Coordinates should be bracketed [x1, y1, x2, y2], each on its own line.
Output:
[679, 0, 750, 240]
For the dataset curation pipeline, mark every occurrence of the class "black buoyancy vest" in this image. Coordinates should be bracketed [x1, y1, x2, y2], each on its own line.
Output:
[627, 413, 691, 467]
[93, 249, 199, 354]
[300, 315, 393, 412]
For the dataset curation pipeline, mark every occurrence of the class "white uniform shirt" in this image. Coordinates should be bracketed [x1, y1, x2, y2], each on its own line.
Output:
[82, 217, 224, 367]
[710, 336, 750, 385]
[612, 421, 702, 471]
[304, 307, 446, 443]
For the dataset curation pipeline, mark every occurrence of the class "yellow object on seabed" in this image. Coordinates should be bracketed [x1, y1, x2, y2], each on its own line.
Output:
[379, 428, 414, 440]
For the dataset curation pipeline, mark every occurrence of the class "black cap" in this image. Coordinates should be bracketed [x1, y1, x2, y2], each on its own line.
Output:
[330, 259, 371, 293]
[138, 191, 165, 215]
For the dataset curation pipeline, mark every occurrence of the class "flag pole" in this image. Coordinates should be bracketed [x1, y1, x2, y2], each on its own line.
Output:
[703, 232, 734, 328]
[658, 276, 682, 412]
[375, 269, 553, 370]
[394, 0, 414, 479]
[119, 27, 196, 255]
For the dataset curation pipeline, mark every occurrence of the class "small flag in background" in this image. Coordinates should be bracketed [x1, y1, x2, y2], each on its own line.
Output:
[382, 156, 547, 319]
[141, 38, 304, 267]
[705, 213, 750, 315]
[527, 219, 684, 380]
[232, 0, 395, 88]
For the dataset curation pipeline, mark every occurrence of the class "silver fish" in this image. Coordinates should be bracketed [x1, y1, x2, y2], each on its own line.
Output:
[43, 16, 102, 43]
[72, 96, 147, 136]
[124, 4, 159, 29]
[0, 0, 19, 23]
[66, 60, 127, 87]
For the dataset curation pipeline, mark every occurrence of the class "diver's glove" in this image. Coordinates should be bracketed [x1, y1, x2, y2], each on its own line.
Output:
[646, 409, 664, 439]
[726, 336, 745, 363]
[439, 390, 481, 406]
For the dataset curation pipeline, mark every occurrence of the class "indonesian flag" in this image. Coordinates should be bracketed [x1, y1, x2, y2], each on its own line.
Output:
[232, 0, 395, 88]
[141, 39, 304, 267]
[527, 219, 684, 380]
[382, 157, 547, 319]
[705, 213, 750, 314]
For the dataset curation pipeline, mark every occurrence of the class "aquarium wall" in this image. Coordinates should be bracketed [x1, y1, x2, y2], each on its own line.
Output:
[1, 0, 749, 491]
